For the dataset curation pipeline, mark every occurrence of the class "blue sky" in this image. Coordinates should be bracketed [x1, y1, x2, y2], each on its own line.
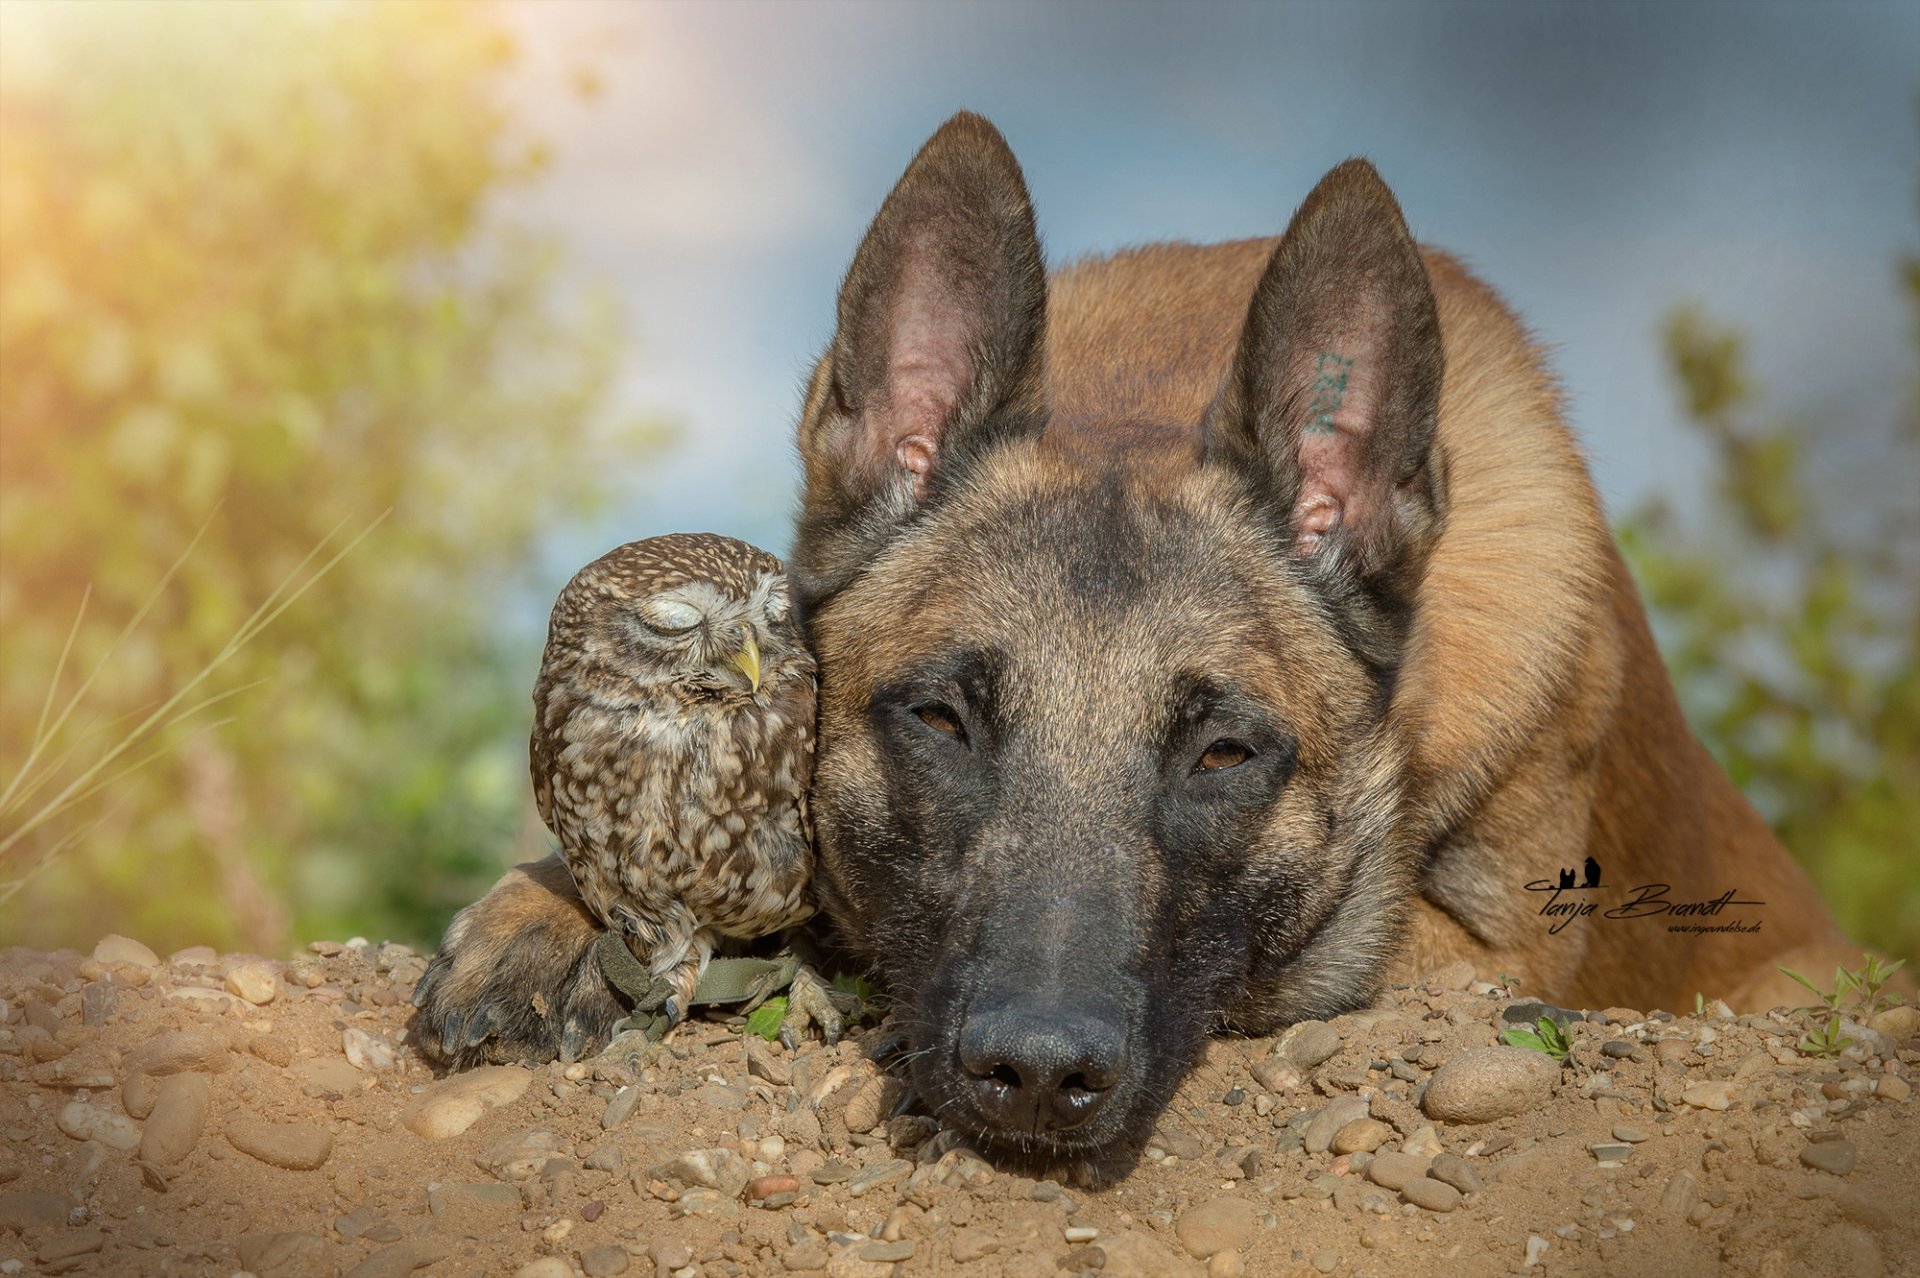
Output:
[500, 0, 1918, 571]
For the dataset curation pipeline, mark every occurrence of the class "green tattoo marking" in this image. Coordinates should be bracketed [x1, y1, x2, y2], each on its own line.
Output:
[1306, 351, 1352, 434]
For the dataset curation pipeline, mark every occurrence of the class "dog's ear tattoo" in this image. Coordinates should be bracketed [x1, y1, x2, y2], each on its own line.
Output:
[792, 112, 1050, 610]
[1207, 158, 1447, 615]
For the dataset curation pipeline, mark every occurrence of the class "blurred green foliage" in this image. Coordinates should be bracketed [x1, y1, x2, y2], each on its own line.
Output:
[1619, 259, 1920, 963]
[0, 0, 658, 954]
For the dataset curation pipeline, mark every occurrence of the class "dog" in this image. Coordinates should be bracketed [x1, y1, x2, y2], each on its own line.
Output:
[413, 112, 1863, 1171]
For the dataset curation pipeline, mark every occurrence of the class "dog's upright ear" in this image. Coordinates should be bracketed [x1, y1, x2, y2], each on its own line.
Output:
[1207, 159, 1446, 655]
[791, 111, 1049, 611]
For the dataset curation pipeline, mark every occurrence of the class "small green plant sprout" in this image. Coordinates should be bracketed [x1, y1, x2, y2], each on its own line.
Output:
[1695, 991, 1706, 1016]
[1780, 953, 1908, 1021]
[1502, 1015, 1572, 1060]
[1798, 1014, 1853, 1060]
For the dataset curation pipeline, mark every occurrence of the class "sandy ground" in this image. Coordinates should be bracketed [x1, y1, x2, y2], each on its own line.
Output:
[1, 936, 1916, 1278]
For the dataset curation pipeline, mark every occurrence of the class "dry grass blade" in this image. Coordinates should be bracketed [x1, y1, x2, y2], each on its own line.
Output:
[0, 511, 390, 861]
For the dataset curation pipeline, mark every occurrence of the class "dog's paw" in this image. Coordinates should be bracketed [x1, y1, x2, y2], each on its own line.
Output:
[410, 854, 628, 1069]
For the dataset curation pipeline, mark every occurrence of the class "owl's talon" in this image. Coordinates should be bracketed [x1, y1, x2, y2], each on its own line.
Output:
[776, 964, 845, 1049]
[662, 997, 686, 1031]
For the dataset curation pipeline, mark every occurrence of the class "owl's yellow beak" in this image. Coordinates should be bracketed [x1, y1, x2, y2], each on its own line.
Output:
[725, 632, 762, 693]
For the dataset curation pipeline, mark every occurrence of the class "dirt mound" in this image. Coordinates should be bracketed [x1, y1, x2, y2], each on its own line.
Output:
[1, 939, 1915, 1277]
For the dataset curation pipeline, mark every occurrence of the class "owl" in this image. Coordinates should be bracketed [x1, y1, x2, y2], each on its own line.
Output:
[531, 533, 821, 1033]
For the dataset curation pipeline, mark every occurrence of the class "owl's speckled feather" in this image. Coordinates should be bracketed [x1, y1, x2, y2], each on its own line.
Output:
[532, 533, 818, 1025]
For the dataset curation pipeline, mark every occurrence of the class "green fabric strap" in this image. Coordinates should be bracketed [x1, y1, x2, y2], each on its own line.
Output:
[594, 931, 802, 1040]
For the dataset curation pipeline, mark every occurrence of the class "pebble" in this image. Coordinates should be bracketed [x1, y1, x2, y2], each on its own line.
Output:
[0, 1192, 76, 1234]
[1175, 1196, 1258, 1259]
[480, 1128, 569, 1181]
[1877, 1075, 1911, 1101]
[1064, 1225, 1099, 1243]
[1100, 1230, 1195, 1278]
[1679, 1081, 1737, 1111]
[581, 1244, 630, 1276]
[140, 1073, 209, 1166]
[1280, 1020, 1344, 1069]
[343, 1027, 395, 1072]
[92, 934, 160, 967]
[1250, 1057, 1302, 1093]
[1798, 1139, 1857, 1175]
[226, 1118, 335, 1170]
[656, 1147, 750, 1197]
[224, 960, 279, 1005]
[846, 1157, 912, 1197]
[1653, 1039, 1693, 1065]
[1600, 1040, 1636, 1059]
[600, 1086, 641, 1130]
[401, 1066, 531, 1139]
[1330, 1118, 1391, 1154]
[1402, 1176, 1463, 1212]
[745, 1036, 793, 1086]
[1612, 1124, 1650, 1142]
[1427, 1152, 1482, 1194]
[1302, 1096, 1369, 1154]
[1422, 1046, 1559, 1123]
[749, 1174, 800, 1200]
[1401, 1125, 1444, 1160]
[1311, 1251, 1339, 1274]
[951, 1228, 1001, 1264]
[34, 1230, 104, 1263]
[513, 1261, 573, 1278]
[55, 1101, 140, 1150]
[128, 1030, 232, 1077]
[1590, 1142, 1634, 1163]
[1658, 1170, 1700, 1218]
[1525, 1235, 1550, 1267]
[1869, 1005, 1918, 1041]
[1365, 1151, 1429, 1191]
[859, 1240, 915, 1262]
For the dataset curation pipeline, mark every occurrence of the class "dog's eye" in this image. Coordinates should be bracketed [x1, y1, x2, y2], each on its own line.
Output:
[1196, 739, 1255, 772]
[914, 702, 967, 742]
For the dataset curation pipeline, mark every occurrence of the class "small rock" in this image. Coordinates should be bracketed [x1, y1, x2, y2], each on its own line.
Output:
[1302, 1096, 1369, 1155]
[0, 1192, 77, 1233]
[34, 1230, 104, 1263]
[1654, 1039, 1693, 1065]
[859, 1241, 914, 1263]
[1868, 1005, 1918, 1041]
[1401, 1125, 1444, 1160]
[1590, 1143, 1634, 1163]
[1658, 1170, 1700, 1218]
[1876, 1075, 1911, 1101]
[844, 1075, 893, 1135]
[342, 1028, 395, 1072]
[749, 1175, 800, 1200]
[1101, 1229, 1198, 1278]
[250, 1035, 293, 1068]
[92, 934, 160, 967]
[1280, 1021, 1343, 1069]
[128, 1030, 232, 1078]
[1600, 1040, 1636, 1059]
[581, 1244, 630, 1276]
[343, 1240, 451, 1278]
[1798, 1139, 1857, 1175]
[656, 1147, 750, 1198]
[1611, 1125, 1650, 1143]
[513, 1261, 574, 1278]
[745, 1037, 792, 1086]
[401, 1066, 531, 1139]
[1525, 1235, 1550, 1267]
[951, 1228, 1001, 1263]
[1427, 1153, 1482, 1194]
[847, 1158, 913, 1197]
[140, 1073, 209, 1166]
[225, 961, 279, 1005]
[1402, 1176, 1462, 1212]
[1679, 1081, 1736, 1111]
[1250, 1057, 1301, 1093]
[226, 1118, 335, 1170]
[1311, 1251, 1338, 1275]
[1175, 1196, 1258, 1259]
[478, 1128, 568, 1181]
[1366, 1151, 1429, 1191]
[1422, 1047, 1559, 1124]
[1330, 1118, 1391, 1154]
[55, 1101, 140, 1150]
[600, 1086, 641, 1131]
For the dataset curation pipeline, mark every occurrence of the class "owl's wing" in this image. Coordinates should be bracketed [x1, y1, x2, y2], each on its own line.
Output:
[529, 694, 557, 836]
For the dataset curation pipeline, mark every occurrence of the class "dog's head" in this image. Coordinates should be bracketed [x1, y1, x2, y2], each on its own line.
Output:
[790, 113, 1446, 1169]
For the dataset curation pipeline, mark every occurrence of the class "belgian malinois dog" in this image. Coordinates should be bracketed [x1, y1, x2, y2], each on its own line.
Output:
[414, 112, 1864, 1168]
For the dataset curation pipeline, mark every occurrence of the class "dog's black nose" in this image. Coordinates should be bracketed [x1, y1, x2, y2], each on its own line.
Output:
[958, 1002, 1125, 1133]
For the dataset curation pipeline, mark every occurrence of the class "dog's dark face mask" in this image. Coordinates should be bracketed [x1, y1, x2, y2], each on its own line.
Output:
[788, 113, 1446, 1173]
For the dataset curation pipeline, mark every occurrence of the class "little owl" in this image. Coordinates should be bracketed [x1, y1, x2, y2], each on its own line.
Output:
[532, 533, 828, 1036]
